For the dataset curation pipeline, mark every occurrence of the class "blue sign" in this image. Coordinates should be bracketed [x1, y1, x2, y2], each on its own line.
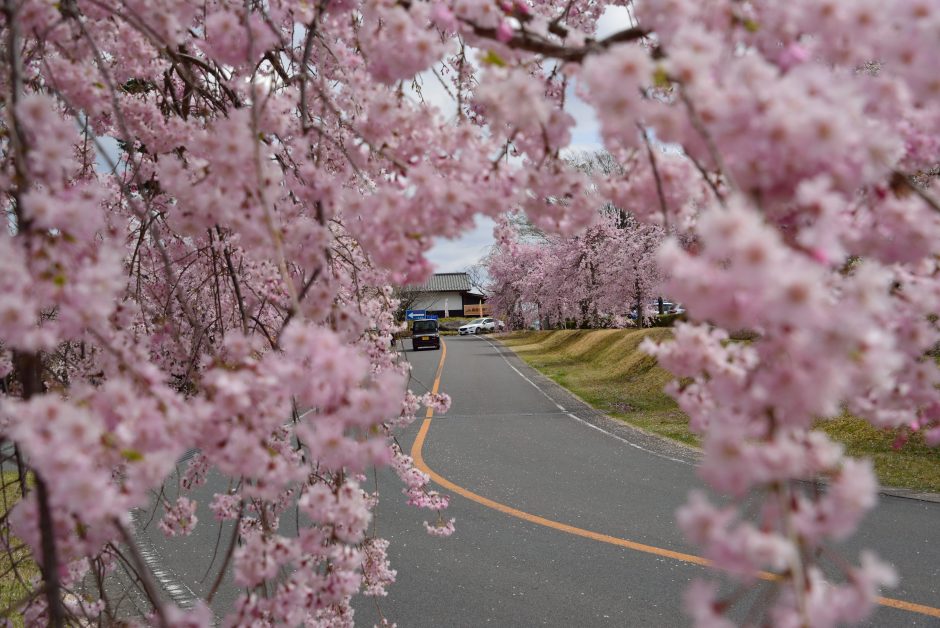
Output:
[423, 314, 439, 320]
[405, 310, 427, 320]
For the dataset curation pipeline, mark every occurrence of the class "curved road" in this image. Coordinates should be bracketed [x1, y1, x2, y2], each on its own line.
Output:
[135, 335, 940, 626]
[355, 336, 940, 626]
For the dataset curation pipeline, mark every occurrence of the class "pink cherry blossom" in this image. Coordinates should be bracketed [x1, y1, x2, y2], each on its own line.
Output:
[2, 0, 938, 625]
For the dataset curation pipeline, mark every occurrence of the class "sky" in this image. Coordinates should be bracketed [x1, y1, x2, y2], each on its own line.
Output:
[426, 6, 630, 272]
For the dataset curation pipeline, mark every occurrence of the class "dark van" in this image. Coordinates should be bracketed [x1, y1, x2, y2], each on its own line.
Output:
[411, 318, 441, 351]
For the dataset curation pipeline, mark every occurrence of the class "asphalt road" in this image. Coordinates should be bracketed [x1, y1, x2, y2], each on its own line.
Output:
[136, 335, 940, 626]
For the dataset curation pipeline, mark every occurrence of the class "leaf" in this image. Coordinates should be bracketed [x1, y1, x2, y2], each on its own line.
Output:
[480, 50, 507, 67]
[121, 449, 144, 462]
[653, 66, 671, 88]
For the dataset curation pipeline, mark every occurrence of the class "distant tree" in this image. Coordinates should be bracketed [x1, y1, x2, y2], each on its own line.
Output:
[465, 263, 489, 297]
[486, 211, 664, 329]
[392, 285, 424, 322]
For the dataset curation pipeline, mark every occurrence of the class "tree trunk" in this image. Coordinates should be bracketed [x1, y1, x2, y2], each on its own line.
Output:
[13, 351, 66, 628]
[634, 276, 645, 329]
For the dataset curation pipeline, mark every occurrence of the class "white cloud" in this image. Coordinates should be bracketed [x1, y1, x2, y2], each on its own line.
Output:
[565, 4, 637, 150]
[94, 135, 121, 174]
[427, 216, 496, 272]
[595, 5, 635, 38]
[567, 87, 602, 151]
[407, 66, 459, 120]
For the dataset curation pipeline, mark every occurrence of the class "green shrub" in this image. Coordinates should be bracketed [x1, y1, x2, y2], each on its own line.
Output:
[649, 312, 686, 327]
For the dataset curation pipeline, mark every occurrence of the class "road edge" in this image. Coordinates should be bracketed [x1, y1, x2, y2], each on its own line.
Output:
[485, 335, 940, 505]
[480, 336, 700, 467]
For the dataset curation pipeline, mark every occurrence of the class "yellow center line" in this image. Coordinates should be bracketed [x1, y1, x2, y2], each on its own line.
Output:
[411, 339, 940, 619]
[425, 339, 447, 418]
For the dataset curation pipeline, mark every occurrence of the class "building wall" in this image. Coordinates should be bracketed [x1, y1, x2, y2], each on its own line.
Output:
[411, 291, 463, 316]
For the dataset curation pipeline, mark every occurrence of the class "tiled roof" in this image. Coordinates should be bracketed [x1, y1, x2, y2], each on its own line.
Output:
[412, 273, 472, 292]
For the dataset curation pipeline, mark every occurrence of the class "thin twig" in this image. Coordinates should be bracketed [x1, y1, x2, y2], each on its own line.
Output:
[215, 227, 250, 335]
[199, 517, 227, 584]
[894, 170, 940, 213]
[90, 556, 115, 624]
[107, 543, 153, 617]
[114, 521, 169, 627]
[677, 86, 736, 193]
[639, 124, 670, 230]
[34, 477, 66, 627]
[207, 506, 243, 604]
[275, 266, 322, 345]
[70, 15, 208, 358]
[684, 150, 725, 205]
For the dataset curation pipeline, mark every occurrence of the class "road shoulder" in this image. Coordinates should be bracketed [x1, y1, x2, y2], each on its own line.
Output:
[482, 336, 701, 467]
[488, 335, 940, 505]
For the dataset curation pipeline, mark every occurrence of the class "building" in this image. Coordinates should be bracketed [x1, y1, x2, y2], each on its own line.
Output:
[403, 272, 487, 318]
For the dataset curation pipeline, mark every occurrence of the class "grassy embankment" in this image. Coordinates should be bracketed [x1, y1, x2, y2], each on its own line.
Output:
[0, 471, 37, 626]
[499, 329, 940, 492]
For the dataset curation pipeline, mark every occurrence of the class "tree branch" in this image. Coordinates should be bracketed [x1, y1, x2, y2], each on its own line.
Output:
[893, 170, 940, 214]
[114, 521, 169, 627]
[468, 23, 649, 63]
[639, 124, 670, 230]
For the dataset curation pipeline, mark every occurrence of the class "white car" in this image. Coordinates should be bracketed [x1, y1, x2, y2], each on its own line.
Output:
[459, 317, 502, 335]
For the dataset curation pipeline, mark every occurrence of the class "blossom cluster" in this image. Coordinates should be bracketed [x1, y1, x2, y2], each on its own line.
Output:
[487, 207, 666, 330]
[478, 0, 940, 625]
[1, 0, 939, 626]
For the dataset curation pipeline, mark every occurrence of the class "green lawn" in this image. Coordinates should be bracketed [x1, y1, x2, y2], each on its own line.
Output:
[816, 416, 940, 493]
[500, 330, 940, 492]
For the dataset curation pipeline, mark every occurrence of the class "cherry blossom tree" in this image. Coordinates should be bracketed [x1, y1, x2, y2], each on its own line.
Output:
[0, 0, 938, 626]
[487, 211, 665, 329]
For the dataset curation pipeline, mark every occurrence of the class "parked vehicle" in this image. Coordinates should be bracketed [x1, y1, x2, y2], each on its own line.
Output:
[630, 301, 684, 319]
[459, 317, 501, 335]
[656, 302, 686, 315]
[657, 301, 677, 315]
[411, 318, 441, 350]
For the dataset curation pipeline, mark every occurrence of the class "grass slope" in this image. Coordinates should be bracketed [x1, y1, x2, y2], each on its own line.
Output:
[500, 329, 695, 446]
[0, 472, 37, 626]
[499, 330, 940, 492]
